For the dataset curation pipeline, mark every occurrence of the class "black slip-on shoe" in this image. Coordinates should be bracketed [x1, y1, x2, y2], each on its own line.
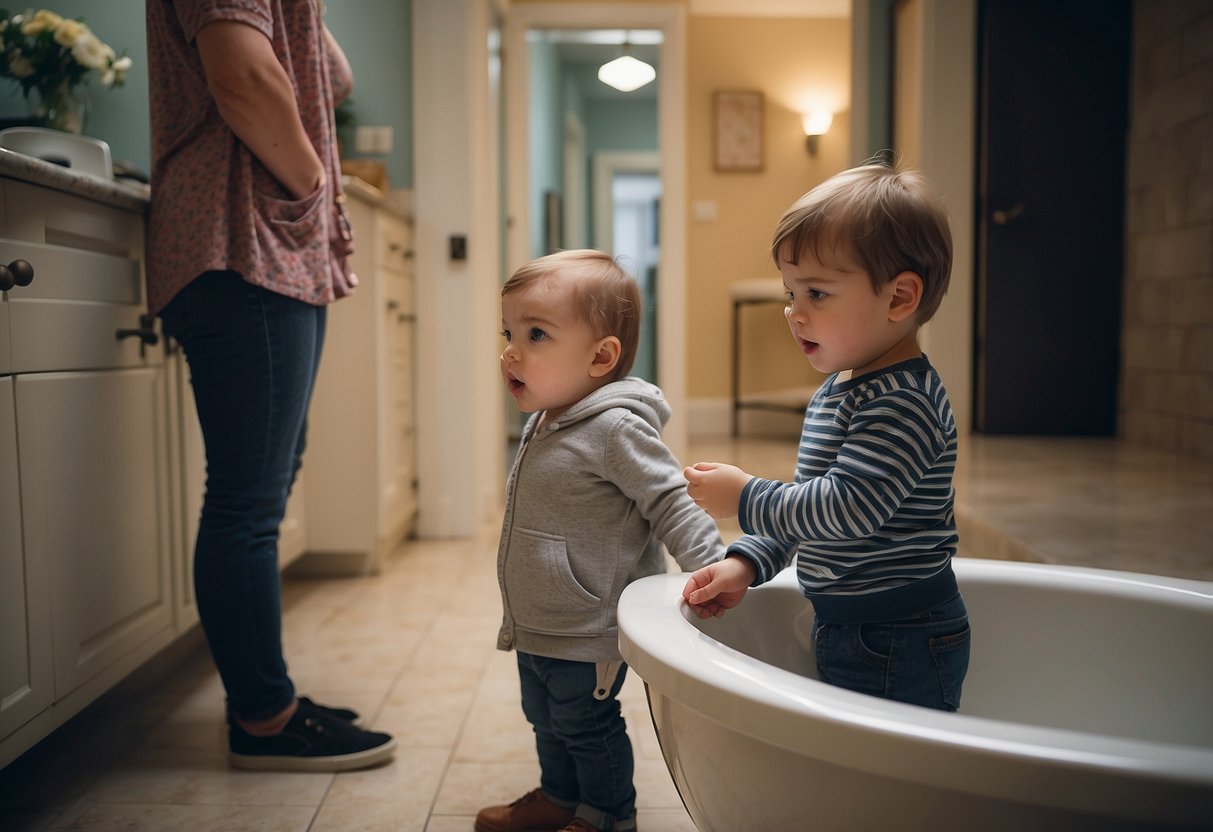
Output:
[228, 698, 395, 772]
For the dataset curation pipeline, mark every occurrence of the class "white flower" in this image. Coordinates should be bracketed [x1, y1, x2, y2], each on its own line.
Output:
[21, 10, 63, 36]
[52, 18, 86, 49]
[70, 31, 112, 71]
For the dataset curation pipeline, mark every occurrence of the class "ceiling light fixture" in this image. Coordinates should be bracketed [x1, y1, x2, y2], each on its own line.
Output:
[598, 38, 655, 93]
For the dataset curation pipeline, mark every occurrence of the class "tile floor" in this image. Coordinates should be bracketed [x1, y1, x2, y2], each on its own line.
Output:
[2, 436, 1210, 832]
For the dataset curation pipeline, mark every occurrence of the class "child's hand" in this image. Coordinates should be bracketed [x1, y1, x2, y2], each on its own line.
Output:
[681, 556, 756, 619]
[683, 462, 753, 519]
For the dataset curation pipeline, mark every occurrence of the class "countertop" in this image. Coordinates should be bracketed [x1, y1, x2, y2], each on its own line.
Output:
[0, 146, 148, 213]
[0, 150, 406, 220]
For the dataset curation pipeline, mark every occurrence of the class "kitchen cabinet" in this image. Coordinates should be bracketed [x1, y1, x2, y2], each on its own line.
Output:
[303, 181, 417, 573]
[0, 173, 174, 768]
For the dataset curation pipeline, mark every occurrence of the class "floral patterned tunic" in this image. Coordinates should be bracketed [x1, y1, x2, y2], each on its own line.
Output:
[144, 0, 354, 315]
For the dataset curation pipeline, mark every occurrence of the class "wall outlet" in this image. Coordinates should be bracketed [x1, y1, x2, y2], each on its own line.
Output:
[353, 125, 394, 155]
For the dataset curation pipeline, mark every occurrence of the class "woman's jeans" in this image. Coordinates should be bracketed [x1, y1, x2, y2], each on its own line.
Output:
[160, 271, 326, 722]
[517, 652, 636, 827]
[812, 592, 971, 712]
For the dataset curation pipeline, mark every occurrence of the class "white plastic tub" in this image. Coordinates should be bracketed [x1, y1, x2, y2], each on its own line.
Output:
[618, 558, 1213, 831]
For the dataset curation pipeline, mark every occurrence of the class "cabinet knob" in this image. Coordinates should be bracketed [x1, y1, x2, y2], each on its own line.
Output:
[0, 258, 35, 291]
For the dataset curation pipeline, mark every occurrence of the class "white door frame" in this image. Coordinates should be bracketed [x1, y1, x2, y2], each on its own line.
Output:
[592, 150, 660, 252]
[504, 3, 690, 457]
[563, 113, 587, 249]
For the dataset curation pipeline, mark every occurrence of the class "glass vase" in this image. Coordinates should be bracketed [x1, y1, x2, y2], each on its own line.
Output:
[30, 81, 89, 134]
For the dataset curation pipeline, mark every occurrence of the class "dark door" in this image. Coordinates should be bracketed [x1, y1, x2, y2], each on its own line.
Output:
[975, 0, 1131, 434]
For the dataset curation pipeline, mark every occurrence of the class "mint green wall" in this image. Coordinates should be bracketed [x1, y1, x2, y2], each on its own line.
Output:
[584, 99, 657, 155]
[0, 1, 414, 187]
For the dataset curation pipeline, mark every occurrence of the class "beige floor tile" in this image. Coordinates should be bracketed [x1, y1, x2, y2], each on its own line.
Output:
[422, 817, 478, 832]
[51, 802, 316, 832]
[83, 747, 332, 807]
[452, 697, 535, 764]
[309, 748, 448, 832]
[431, 761, 540, 816]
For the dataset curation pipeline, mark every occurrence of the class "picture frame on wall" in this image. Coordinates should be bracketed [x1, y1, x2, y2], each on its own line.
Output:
[713, 90, 764, 172]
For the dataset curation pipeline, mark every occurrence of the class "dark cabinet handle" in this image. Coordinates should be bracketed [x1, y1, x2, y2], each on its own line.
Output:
[0, 259, 35, 291]
[116, 314, 160, 351]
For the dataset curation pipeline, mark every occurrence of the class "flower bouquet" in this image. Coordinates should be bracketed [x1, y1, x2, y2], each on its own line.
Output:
[0, 8, 132, 133]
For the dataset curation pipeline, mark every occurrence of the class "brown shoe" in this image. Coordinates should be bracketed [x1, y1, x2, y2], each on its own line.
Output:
[475, 788, 576, 832]
[558, 821, 597, 832]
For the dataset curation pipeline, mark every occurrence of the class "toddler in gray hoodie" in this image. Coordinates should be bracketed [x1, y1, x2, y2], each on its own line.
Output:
[477, 250, 724, 832]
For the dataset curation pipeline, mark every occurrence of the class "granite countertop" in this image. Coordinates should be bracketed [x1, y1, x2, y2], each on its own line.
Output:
[0, 146, 149, 213]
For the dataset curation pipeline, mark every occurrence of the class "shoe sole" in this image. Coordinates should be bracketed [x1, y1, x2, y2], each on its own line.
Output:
[229, 737, 396, 772]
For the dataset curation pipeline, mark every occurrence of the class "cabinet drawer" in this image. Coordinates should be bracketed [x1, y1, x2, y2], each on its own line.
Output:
[374, 213, 413, 271]
[0, 239, 154, 373]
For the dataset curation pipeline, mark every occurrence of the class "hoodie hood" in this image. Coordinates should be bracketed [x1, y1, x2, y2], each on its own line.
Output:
[541, 376, 670, 433]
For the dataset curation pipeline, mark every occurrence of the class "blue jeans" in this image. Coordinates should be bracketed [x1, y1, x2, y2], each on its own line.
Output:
[812, 592, 971, 711]
[517, 653, 636, 827]
[160, 271, 326, 722]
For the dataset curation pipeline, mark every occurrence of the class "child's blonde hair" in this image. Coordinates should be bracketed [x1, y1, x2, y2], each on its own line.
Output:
[502, 249, 641, 382]
[771, 162, 953, 322]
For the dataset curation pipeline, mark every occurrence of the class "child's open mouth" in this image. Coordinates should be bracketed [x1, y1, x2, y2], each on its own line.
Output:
[507, 376, 525, 395]
[797, 336, 818, 356]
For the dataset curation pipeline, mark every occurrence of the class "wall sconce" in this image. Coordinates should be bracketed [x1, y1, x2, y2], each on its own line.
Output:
[802, 110, 833, 155]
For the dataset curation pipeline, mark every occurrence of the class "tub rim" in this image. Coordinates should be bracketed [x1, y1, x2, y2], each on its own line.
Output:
[618, 558, 1213, 824]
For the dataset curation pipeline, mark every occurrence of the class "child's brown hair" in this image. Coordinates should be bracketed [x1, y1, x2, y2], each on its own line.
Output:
[771, 162, 953, 322]
[502, 249, 641, 381]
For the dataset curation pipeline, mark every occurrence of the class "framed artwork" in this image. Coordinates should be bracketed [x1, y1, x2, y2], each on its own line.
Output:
[713, 90, 764, 172]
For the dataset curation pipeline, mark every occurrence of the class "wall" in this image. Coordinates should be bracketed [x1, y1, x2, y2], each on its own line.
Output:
[0, 1, 414, 188]
[686, 14, 849, 410]
[1121, 0, 1213, 461]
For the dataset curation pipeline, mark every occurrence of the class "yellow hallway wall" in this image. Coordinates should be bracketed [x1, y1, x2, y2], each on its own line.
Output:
[687, 15, 850, 401]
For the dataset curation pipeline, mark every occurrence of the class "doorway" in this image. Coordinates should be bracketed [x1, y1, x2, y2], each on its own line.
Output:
[973, 0, 1131, 434]
[504, 2, 690, 455]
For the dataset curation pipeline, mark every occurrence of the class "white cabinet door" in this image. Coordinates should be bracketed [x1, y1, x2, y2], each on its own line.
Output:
[0, 377, 53, 737]
[16, 368, 173, 697]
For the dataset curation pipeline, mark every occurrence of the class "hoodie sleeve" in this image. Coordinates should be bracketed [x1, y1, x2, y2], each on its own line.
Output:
[603, 411, 725, 571]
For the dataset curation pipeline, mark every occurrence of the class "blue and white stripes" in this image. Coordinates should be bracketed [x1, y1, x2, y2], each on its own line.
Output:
[730, 356, 958, 605]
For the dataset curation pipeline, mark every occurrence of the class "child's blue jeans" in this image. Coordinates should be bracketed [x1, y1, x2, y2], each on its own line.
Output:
[517, 652, 636, 827]
[812, 591, 971, 711]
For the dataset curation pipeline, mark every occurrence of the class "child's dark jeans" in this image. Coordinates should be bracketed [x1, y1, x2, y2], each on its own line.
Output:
[812, 591, 971, 711]
[517, 652, 636, 828]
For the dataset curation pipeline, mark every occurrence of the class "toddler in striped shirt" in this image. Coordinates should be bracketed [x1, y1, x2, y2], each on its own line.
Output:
[682, 161, 971, 711]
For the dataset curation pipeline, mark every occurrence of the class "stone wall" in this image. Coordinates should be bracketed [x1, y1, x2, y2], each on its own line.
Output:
[1121, 0, 1213, 460]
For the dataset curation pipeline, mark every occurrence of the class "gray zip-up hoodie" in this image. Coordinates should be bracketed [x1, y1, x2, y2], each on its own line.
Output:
[496, 377, 725, 662]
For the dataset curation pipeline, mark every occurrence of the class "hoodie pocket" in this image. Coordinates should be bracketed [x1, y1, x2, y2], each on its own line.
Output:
[505, 528, 602, 634]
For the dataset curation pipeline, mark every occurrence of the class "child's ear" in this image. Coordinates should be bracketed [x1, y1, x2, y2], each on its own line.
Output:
[888, 271, 923, 322]
[589, 336, 622, 378]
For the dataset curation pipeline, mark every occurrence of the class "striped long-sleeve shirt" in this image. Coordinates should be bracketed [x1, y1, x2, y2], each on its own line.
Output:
[730, 355, 960, 623]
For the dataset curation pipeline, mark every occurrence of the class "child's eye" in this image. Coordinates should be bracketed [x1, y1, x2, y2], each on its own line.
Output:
[501, 329, 511, 343]
[783, 289, 794, 302]
[528, 327, 548, 342]
[808, 289, 828, 302]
